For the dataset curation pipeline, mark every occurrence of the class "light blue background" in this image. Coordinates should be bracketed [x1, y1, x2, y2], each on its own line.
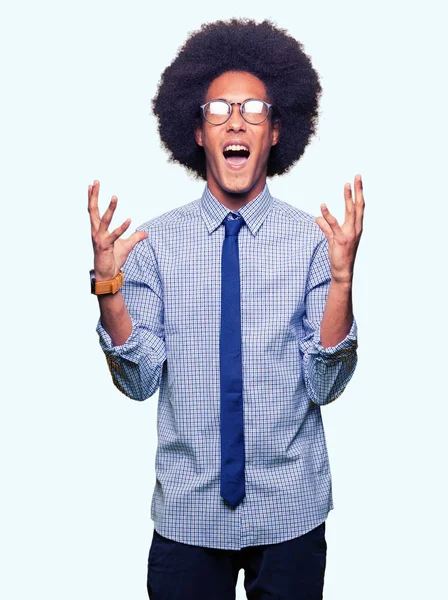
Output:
[1, 1, 446, 598]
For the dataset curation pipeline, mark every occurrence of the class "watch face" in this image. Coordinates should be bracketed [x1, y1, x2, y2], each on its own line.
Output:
[90, 269, 96, 294]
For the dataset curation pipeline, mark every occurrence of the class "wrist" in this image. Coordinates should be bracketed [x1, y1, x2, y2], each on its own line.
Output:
[330, 275, 353, 289]
[94, 271, 120, 282]
[93, 264, 121, 282]
[90, 269, 124, 295]
[93, 252, 120, 281]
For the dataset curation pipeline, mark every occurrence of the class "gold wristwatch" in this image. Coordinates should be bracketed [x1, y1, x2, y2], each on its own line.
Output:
[90, 269, 124, 295]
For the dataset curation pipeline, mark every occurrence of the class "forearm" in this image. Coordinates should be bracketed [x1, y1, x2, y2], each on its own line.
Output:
[96, 294, 167, 401]
[301, 280, 357, 405]
[319, 278, 353, 349]
[98, 291, 132, 347]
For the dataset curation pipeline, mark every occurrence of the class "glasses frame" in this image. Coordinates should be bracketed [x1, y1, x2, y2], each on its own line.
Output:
[199, 98, 273, 126]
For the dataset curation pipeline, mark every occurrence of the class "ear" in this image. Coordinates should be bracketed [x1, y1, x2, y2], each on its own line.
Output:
[195, 122, 204, 147]
[271, 119, 280, 147]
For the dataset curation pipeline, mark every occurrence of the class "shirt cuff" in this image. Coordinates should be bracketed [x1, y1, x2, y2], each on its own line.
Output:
[311, 317, 358, 364]
[96, 317, 142, 364]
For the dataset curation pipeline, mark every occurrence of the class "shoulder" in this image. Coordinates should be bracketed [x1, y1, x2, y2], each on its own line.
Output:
[136, 199, 201, 234]
[125, 199, 201, 272]
[272, 196, 318, 226]
[271, 196, 326, 242]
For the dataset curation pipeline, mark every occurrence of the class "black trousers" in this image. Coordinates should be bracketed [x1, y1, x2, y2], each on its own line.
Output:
[147, 521, 327, 599]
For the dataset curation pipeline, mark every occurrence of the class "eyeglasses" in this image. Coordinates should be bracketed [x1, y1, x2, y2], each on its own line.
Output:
[200, 98, 273, 125]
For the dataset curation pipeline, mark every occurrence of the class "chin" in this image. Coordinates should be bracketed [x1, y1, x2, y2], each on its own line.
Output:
[224, 184, 251, 196]
[221, 175, 257, 196]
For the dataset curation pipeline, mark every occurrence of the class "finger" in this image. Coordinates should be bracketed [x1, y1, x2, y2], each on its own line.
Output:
[344, 182, 355, 229]
[118, 231, 149, 262]
[126, 230, 149, 251]
[88, 180, 101, 230]
[354, 174, 365, 235]
[320, 204, 345, 241]
[315, 216, 333, 241]
[109, 217, 132, 243]
[98, 195, 118, 233]
[114, 230, 149, 268]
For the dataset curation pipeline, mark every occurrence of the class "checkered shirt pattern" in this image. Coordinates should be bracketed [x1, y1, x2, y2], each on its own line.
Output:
[97, 184, 358, 550]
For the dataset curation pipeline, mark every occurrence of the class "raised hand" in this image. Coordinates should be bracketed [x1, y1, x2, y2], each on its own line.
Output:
[88, 180, 148, 281]
[316, 174, 365, 284]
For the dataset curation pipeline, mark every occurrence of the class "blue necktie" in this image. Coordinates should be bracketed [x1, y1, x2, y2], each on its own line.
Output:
[220, 212, 246, 508]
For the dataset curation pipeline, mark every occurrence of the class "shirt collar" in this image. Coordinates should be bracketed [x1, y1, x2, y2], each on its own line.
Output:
[200, 183, 273, 236]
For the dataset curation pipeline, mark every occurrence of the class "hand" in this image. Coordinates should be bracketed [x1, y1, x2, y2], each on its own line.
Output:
[88, 180, 148, 281]
[316, 174, 365, 284]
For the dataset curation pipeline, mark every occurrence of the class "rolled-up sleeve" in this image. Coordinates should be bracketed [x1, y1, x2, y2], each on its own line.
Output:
[96, 233, 166, 401]
[299, 236, 358, 406]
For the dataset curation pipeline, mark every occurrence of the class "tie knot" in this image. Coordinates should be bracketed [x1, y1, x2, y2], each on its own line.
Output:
[223, 214, 245, 237]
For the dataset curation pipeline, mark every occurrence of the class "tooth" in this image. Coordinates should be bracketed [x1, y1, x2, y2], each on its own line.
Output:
[224, 144, 249, 152]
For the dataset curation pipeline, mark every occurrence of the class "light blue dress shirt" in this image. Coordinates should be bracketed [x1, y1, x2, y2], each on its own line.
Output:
[97, 184, 358, 550]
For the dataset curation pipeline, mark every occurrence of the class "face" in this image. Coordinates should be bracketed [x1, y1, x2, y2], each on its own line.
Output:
[195, 71, 280, 207]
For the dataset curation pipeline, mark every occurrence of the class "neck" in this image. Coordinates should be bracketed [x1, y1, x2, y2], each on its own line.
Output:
[207, 179, 266, 211]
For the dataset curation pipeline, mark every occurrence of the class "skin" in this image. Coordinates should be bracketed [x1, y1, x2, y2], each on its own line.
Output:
[317, 176, 364, 347]
[194, 71, 279, 211]
[88, 181, 145, 345]
[88, 70, 365, 348]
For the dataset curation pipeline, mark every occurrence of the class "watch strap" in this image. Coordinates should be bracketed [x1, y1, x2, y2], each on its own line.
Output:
[90, 269, 124, 295]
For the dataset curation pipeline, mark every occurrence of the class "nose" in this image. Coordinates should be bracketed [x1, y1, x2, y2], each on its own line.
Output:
[226, 103, 246, 132]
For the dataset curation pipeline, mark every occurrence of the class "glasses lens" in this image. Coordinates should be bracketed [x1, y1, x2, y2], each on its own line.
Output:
[242, 100, 269, 124]
[204, 101, 230, 124]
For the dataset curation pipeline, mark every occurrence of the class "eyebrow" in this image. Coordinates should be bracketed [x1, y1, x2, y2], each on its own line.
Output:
[207, 97, 266, 103]
[206, 98, 232, 103]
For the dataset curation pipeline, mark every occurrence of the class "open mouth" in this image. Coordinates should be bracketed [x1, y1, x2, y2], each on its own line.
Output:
[223, 144, 250, 167]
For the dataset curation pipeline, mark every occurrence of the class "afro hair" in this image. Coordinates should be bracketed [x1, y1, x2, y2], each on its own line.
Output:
[152, 18, 322, 180]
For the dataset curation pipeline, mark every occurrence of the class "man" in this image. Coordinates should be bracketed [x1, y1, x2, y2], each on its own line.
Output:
[88, 18, 364, 600]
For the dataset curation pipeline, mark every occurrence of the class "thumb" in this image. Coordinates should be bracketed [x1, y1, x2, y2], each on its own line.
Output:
[117, 231, 149, 267]
[128, 230, 149, 250]
[316, 216, 332, 240]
